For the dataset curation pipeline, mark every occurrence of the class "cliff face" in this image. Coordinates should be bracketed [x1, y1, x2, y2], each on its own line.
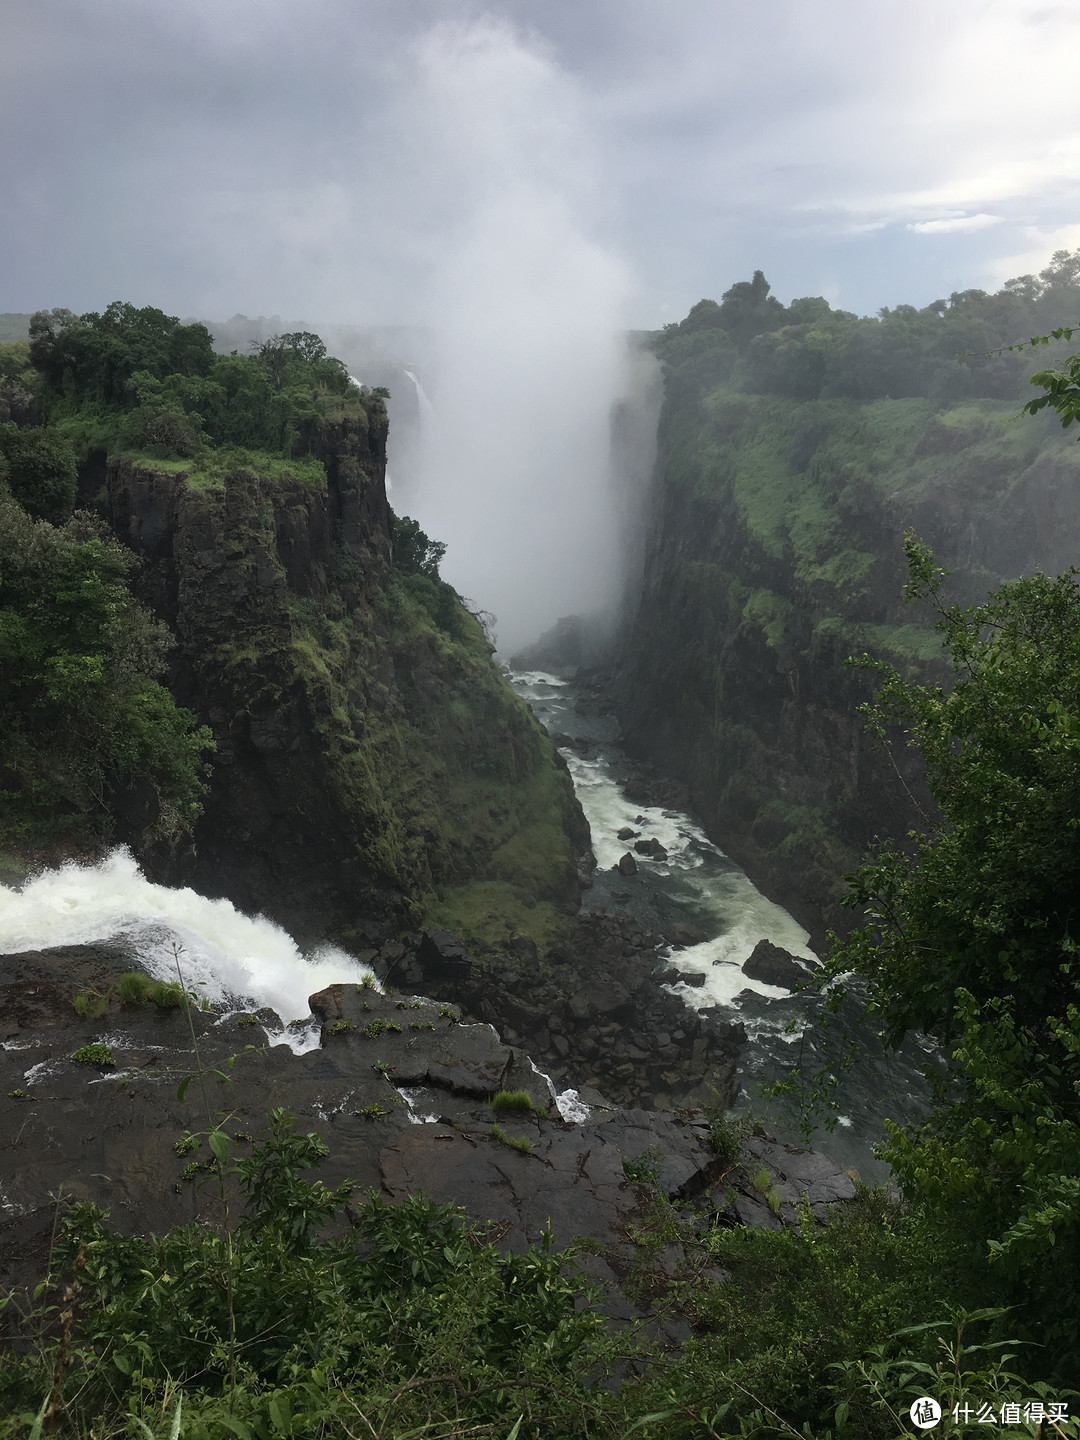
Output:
[618, 387, 1080, 947]
[107, 411, 587, 944]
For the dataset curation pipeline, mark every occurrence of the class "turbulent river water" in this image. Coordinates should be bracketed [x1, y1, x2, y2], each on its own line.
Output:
[511, 669, 932, 1182]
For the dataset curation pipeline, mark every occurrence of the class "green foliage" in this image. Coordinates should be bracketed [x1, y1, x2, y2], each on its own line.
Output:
[24, 304, 378, 468]
[708, 1108, 751, 1164]
[0, 423, 77, 523]
[149, 978, 186, 1009]
[71, 1042, 115, 1067]
[0, 1111, 630, 1438]
[819, 533, 1080, 1368]
[627, 1188, 951, 1439]
[490, 1088, 542, 1116]
[0, 496, 213, 849]
[392, 513, 447, 578]
[29, 302, 215, 406]
[622, 1146, 665, 1187]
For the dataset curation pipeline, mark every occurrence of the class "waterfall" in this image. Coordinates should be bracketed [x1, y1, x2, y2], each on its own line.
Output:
[0, 850, 376, 1032]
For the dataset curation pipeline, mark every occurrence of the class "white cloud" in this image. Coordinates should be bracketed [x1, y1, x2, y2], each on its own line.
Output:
[908, 214, 1005, 236]
[984, 225, 1080, 288]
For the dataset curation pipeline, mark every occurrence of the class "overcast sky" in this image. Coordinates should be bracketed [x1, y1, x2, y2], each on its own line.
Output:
[4, 0, 1080, 329]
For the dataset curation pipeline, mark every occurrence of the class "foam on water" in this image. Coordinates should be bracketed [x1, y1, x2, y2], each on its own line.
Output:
[0, 850, 378, 1035]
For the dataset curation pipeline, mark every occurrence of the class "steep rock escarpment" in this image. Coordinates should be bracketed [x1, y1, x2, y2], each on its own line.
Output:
[106, 410, 587, 944]
[618, 359, 1080, 946]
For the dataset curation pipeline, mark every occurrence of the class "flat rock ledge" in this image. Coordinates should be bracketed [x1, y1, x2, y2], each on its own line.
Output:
[1, 948, 857, 1331]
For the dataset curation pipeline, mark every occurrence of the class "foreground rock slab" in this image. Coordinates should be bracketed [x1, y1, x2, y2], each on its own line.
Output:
[1, 947, 859, 1330]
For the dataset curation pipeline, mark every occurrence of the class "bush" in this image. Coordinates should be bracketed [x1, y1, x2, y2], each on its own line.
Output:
[0, 1111, 630, 1438]
[0, 422, 77, 524]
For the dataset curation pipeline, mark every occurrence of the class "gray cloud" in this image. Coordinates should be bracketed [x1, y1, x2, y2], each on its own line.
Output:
[4, 0, 1080, 322]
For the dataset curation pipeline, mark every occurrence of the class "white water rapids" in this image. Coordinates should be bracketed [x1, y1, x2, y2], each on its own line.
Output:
[511, 670, 931, 1180]
[0, 849, 375, 1050]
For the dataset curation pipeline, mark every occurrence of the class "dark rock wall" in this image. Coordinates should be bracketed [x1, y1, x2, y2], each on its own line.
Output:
[106, 415, 586, 945]
[616, 388, 1080, 948]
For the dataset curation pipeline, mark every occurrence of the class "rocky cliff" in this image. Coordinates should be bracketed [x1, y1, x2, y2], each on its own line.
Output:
[104, 407, 587, 947]
[616, 281, 1080, 946]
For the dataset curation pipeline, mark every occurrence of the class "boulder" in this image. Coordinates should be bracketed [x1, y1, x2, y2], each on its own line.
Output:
[417, 928, 472, 980]
[617, 852, 638, 877]
[634, 836, 668, 859]
[666, 921, 707, 949]
[741, 940, 813, 991]
[617, 826, 638, 841]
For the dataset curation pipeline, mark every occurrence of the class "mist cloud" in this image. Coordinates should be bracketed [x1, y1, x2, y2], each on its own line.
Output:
[392, 17, 635, 655]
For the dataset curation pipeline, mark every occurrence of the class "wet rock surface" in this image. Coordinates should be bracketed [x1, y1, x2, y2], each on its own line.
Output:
[374, 913, 746, 1113]
[741, 939, 817, 991]
[1, 946, 858, 1327]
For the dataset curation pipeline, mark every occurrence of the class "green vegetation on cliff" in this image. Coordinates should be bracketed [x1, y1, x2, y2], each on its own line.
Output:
[0, 302, 584, 940]
[824, 539, 1080, 1357]
[622, 250, 1080, 939]
[0, 492, 213, 851]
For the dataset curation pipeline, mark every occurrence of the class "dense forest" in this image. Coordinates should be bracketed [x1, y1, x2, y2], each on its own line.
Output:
[3, 287, 1080, 1435]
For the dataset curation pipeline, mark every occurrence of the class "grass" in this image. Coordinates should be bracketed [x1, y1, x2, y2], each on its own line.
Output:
[490, 1090, 543, 1117]
[489, 1123, 534, 1155]
[422, 882, 573, 949]
[118, 971, 152, 1006]
[122, 445, 328, 492]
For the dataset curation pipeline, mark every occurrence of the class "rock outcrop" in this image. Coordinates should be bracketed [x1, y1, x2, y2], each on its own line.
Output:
[742, 940, 816, 991]
[0, 945, 858, 1327]
[366, 914, 747, 1113]
[103, 419, 587, 945]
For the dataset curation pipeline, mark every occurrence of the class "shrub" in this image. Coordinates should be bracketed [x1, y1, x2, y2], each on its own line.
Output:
[623, 1146, 665, 1188]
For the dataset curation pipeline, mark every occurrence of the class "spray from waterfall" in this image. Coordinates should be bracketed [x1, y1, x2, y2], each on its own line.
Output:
[393, 18, 638, 657]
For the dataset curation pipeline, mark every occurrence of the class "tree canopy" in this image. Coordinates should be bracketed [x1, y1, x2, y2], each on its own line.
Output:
[822, 534, 1080, 1359]
[0, 494, 214, 847]
[654, 248, 1080, 405]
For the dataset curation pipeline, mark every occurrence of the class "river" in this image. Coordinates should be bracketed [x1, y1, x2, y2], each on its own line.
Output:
[510, 668, 932, 1183]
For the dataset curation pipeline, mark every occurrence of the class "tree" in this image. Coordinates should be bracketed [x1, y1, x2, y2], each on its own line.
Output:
[0, 494, 214, 845]
[28, 303, 214, 404]
[0, 422, 77, 523]
[824, 534, 1080, 1366]
[392, 514, 446, 578]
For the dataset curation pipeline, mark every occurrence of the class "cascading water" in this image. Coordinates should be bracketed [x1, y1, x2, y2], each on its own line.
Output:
[0, 849, 376, 1051]
[511, 669, 932, 1181]
[402, 368, 436, 427]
